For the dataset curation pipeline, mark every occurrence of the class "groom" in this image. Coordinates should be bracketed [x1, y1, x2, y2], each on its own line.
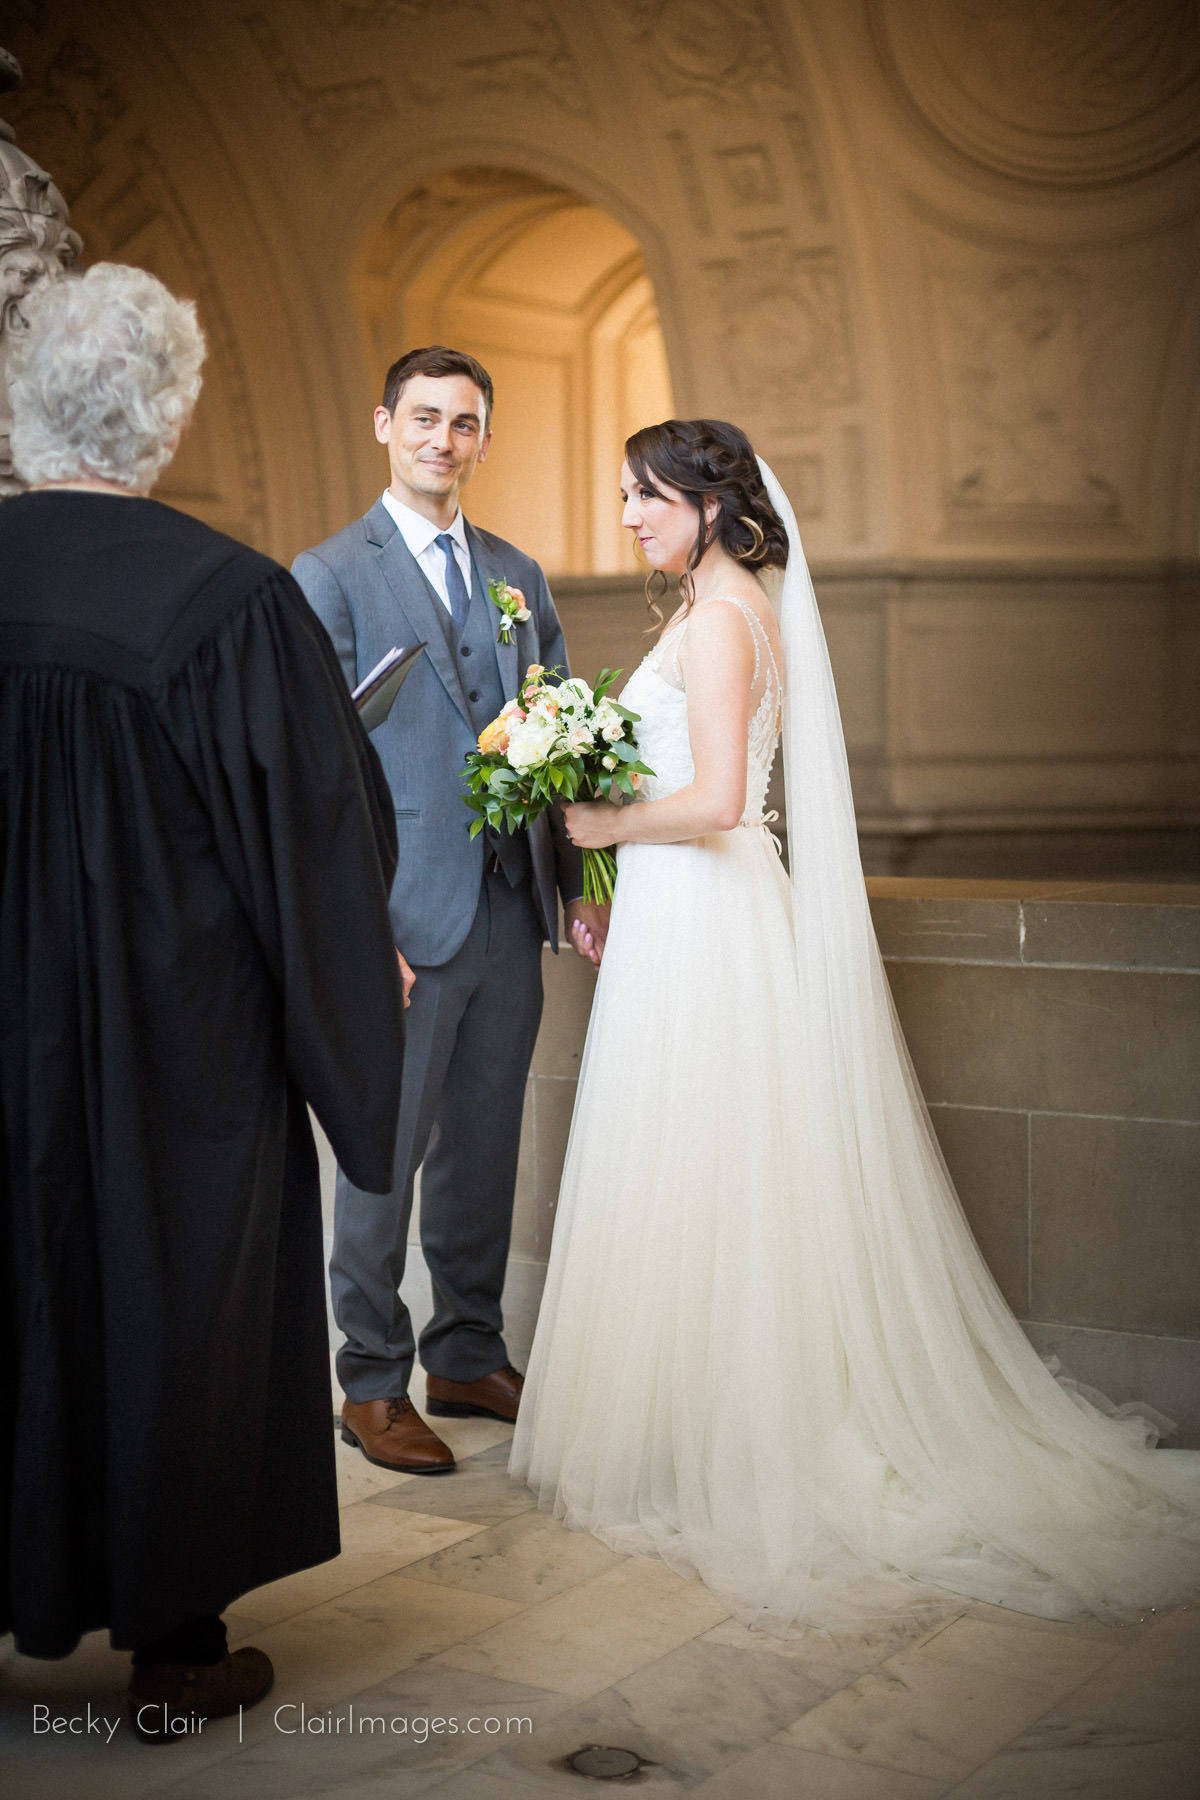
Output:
[293, 346, 605, 1475]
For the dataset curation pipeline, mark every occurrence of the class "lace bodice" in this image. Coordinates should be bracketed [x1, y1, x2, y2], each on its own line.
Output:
[619, 595, 781, 825]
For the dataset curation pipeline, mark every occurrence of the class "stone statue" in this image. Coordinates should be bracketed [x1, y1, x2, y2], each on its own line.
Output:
[0, 49, 83, 494]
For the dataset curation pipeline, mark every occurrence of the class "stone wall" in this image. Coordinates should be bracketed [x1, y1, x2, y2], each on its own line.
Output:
[505, 879, 1200, 1445]
[553, 573, 1200, 880]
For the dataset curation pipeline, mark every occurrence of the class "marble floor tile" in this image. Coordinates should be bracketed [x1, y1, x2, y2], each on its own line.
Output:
[227, 1501, 488, 1626]
[1026, 1636, 1200, 1744]
[691, 1742, 950, 1799]
[602, 1638, 853, 1770]
[419, 1744, 691, 1796]
[417, 1766, 683, 1799]
[961, 1599, 1148, 1648]
[912, 1613, 1121, 1687]
[158, 1662, 571, 1800]
[0, 1730, 245, 1800]
[772, 1647, 1072, 1784]
[699, 1608, 964, 1676]
[236, 1572, 527, 1709]
[368, 1441, 536, 1527]
[451, 1637, 858, 1792]
[1137, 1602, 1200, 1655]
[332, 1426, 421, 1507]
[435, 1556, 730, 1700]
[399, 1507, 623, 1605]
[945, 1726, 1200, 1799]
[221, 1603, 277, 1634]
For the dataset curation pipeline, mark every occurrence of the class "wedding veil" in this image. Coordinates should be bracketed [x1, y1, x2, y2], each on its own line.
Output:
[752, 457, 1200, 1623]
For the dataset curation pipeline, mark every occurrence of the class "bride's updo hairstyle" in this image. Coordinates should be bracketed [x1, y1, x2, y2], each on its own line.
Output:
[625, 418, 788, 621]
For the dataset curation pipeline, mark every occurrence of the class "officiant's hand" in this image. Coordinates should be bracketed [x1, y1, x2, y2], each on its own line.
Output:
[396, 948, 416, 1008]
[565, 900, 609, 967]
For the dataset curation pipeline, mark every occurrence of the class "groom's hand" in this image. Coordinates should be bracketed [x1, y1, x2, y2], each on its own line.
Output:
[396, 948, 416, 1008]
[565, 900, 609, 967]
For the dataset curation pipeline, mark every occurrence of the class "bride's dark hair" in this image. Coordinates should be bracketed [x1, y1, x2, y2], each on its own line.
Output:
[624, 418, 788, 623]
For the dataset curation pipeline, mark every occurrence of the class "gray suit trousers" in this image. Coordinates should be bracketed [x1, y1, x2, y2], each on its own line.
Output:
[331, 863, 545, 1400]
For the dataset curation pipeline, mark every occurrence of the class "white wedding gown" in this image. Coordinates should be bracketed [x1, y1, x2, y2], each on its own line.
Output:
[510, 593, 1200, 1636]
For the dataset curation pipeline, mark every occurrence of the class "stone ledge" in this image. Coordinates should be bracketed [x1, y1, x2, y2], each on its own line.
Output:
[868, 877, 1200, 970]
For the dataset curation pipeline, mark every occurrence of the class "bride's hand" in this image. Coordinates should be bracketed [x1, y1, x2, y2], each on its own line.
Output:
[563, 799, 622, 850]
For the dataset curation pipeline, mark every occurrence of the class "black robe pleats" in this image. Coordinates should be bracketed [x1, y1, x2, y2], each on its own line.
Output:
[0, 492, 405, 1656]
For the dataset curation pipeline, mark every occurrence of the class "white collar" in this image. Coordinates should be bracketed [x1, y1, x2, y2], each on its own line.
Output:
[380, 490, 468, 560]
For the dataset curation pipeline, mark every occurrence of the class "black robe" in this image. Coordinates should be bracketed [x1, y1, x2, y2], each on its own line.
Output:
[0, 491, 405, 1658]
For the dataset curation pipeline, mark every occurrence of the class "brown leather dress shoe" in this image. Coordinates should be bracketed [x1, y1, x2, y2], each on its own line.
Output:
[340, 1396, 455, 1474]
[424, 1363, 524, 1423]
[129, 1647, 274, 1743]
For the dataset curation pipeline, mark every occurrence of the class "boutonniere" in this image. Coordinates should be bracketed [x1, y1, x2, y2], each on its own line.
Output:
[488, 577, 531, 644]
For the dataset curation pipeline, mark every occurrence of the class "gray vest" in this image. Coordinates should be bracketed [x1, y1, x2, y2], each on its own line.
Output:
[459, 552, 531, 888]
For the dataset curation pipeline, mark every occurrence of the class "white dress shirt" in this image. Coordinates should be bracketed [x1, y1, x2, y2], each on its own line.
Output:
[380, 490, 472, 614]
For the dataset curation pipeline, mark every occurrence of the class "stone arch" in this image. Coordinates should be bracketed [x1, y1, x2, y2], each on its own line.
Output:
[352, 165, 675, 575]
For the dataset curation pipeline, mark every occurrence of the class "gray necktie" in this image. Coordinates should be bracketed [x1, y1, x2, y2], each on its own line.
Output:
[436, 533, 471, 635]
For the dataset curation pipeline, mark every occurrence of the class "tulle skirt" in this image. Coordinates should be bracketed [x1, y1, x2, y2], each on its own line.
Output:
[511, 827, 1200, 1635]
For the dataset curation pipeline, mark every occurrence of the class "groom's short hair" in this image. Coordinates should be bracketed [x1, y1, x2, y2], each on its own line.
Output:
[381, 346, 494, 425]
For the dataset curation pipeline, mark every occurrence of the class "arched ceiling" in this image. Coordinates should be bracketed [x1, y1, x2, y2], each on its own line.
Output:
[1, 0, 1196, 564]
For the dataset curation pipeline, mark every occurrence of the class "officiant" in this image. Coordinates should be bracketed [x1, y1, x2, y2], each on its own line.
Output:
[0, 263, 405, 1735]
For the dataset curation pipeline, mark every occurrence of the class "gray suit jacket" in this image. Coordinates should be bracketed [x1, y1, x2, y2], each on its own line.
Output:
[292, 500, 583, 966]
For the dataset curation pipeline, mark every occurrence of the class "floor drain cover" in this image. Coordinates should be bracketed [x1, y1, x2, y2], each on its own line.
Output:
[569, 1745, 642, 1779]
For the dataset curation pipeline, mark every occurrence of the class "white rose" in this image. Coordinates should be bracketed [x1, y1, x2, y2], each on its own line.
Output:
[602, 753, 618, 770]
[514, 606, 532, 623]
[507, 711, 560, 769]
[557, 678, 593, 713]
[601, 722, 624, 743]
[568, 726, 595, 752]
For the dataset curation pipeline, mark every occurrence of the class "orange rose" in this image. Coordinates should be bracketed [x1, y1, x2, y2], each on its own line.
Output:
[477, 714, 510, 756]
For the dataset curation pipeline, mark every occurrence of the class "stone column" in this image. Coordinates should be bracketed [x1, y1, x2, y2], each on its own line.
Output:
[0, 48, 82, 494]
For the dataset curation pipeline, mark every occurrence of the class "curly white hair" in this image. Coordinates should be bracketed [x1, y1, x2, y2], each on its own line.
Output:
[8, 261, 206, 490]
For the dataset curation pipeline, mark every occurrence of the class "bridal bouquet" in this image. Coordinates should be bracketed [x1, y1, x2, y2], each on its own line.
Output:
[462, 665, 653, 904]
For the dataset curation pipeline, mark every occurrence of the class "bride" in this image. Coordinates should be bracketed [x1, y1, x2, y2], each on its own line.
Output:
[509, 417, 1200, 1635]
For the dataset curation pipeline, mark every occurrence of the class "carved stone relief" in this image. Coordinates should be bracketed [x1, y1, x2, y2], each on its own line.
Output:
[874, 0, 1200, 184]
[779, 110, 830, 223]
[0, 36, 126, 202]
[243, 12, 393, 153]
[714, 144, 781, 208]
[393, 0, 591, 116]
[704, 235, 856, 430]
[664, 130, 712, 236]
[764, 451, 823, 520]
[90, 138, 269, 543]
[5, 28, 269, 541]
[614, 0, 790, 103]
[450, 2, 590, 116]
[926, 251, 1147, 529]
[0, 50, 83, 493]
